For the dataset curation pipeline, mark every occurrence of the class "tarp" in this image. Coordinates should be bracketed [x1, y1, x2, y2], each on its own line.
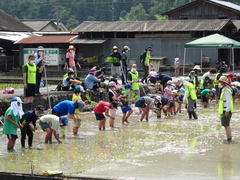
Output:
[183, 33, 240, 75]
[185, 33, 240, 48]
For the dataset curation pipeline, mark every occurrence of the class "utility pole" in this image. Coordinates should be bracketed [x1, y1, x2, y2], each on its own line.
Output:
[56, 0, 59, 31]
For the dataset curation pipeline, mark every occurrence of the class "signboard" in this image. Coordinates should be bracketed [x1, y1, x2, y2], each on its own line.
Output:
[59, 49, 66, 65]
[23, 48, 60, 66]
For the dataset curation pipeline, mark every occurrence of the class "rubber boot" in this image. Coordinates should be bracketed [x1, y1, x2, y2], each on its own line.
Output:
[188, 111, 192, 119]
[192, 111, 198, 119]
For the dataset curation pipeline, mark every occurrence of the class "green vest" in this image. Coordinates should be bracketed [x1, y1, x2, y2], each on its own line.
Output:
[26, 63, 37, 84]
[185, 83, 197, 100]
[218, 87, 234, 114]
[145, 52, 151, 66]
[129, 71, 139, 90]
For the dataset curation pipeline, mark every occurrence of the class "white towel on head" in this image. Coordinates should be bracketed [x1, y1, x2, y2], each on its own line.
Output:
[11, 101, 24, 118]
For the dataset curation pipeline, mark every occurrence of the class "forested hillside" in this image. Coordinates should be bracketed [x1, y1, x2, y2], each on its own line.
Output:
[0, 0, 240, 30]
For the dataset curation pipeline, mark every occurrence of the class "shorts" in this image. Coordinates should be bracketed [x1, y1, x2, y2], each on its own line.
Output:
[6, 134, 18, 139]
[39, 120, 50, 130]
[149, 77, 157, 84]
[201, 96, 208, 103]
[175, 67, 179, 73]
[135, 97, 146, 108]
[73, 119, 81, 127]
[95, 112, 105, 120]
[121, 106, 132, 113]
[178, 95, 183, 102]
[221, 112, 232, 127]
[109, 108, 117, 118]
[24, 84, 36, 97]
[169, 100, 174, 108]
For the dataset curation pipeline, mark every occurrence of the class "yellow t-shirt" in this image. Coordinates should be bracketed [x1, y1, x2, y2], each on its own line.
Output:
[72, 94, 82, 116]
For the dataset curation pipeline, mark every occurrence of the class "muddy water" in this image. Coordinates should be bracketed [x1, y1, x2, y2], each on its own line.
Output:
[1, 102, 240, 179]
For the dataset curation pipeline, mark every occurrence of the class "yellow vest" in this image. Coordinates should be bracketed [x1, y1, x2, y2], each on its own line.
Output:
[129, 71, 139, 90]
[185, 83, 197, 100]
[145, 52, 151, 66]
[218, 87, 234, 114]
[26, 63, 37, 84]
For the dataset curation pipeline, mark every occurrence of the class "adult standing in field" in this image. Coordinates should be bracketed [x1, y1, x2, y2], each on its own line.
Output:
[3, 97, 24, 151]
[141, 46, 152, 84]
[34, 46, 45, 96]
[218, 76, 234, 143]
[20, 105, 44, 148]
[64, 45, 81, 78]
[23, 54, 45, 111]
[179, 78, 198, 120]
[121, 45, 130, 84]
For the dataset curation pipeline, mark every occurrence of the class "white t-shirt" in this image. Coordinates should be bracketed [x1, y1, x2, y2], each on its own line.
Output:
[174, 60, 180, 68]
[149, 71, 158, 77]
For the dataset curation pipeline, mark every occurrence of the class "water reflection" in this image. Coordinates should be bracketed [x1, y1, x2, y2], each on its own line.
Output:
[0, 105, 240, 179]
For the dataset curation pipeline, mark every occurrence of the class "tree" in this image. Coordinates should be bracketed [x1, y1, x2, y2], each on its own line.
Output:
[123, 3, 148, 21]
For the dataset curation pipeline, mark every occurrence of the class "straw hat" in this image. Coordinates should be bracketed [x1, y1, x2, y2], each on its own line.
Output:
[67, 45, 76, 51]
[112, 46, 120, 51]
[218, 76, 229, 84]
[123, 45, 130, 50]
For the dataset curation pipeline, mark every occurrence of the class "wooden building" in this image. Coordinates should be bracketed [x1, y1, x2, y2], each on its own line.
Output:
[72, 19, 237, 69]
[0, 9, 33, 72]
[162, 0, 240, 20]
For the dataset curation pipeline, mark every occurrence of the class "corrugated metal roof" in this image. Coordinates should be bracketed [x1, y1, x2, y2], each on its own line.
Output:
[210, 0, 240, 12]
[0, 32, 33, 42]
[16, 35, 77, 44]
[74, 20, 231, 32]
[21, 20, 51, 31]
[71, 38, 107, 44]
[232, 20, 240, 30]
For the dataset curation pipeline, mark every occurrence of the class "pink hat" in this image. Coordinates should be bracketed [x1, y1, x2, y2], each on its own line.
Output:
[109, 81, 118, 88]
[89, 68, 96, 73]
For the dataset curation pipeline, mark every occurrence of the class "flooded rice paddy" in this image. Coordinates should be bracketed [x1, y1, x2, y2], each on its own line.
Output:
[1, 101, 240, 179]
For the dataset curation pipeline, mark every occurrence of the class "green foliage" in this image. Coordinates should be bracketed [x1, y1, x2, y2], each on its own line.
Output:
[1, 0, 239, 29]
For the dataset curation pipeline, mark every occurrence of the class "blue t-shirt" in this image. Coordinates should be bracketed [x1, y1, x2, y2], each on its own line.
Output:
[53, 100, 75, 115]
[84, 74, 99, 89]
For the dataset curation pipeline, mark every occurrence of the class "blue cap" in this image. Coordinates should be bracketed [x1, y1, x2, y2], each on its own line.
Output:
[124, 83, 132, 89]
[75, 85, 85, 93]
[60, 116, 68, 126]
[11, 97, 23, 103]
